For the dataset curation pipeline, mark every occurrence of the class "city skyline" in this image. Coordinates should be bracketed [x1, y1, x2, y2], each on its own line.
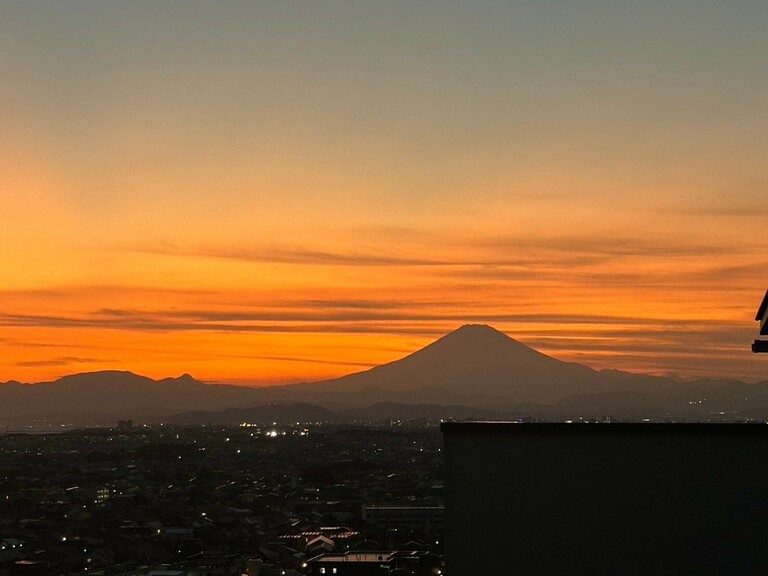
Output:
[2, 1, 767, 384]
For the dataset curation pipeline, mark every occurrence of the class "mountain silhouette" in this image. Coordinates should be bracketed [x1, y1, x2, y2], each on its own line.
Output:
[281, 324, 616, 403]
[2, 325, 768, 425]
[0, 370, 265, 424]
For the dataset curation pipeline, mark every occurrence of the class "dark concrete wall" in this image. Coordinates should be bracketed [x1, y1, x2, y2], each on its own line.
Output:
[442, 423, 768, 576]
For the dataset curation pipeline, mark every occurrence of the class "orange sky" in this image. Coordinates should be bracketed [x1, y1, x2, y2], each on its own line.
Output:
[2, 2, 767, 384]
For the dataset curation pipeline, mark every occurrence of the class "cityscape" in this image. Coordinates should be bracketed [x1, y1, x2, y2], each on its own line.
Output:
[2, 319, 768, 574]
[0, 421, 444, 575]
[3, 1, 768, 574]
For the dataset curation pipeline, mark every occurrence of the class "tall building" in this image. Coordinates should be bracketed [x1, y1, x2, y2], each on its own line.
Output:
[442, 422, 768, 576]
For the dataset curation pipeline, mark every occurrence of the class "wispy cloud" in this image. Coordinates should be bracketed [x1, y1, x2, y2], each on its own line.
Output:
[125, 234, 746, 273]
[2, 234, 763, 381]
[0, 308, 744, 334]
[15, 356, 107, 368]
[658, 193, 768, 217]
[295, 299, 409, 310]
[134, 243, 457, 267]
[241, 355, 373, 368]
[479, 235, 742, 259]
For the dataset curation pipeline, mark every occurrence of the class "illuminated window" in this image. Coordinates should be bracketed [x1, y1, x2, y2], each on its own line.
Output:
[319, 569, 325, 574]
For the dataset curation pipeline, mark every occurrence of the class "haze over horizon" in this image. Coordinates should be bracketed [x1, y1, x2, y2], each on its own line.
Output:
[2, 2, 767, 385]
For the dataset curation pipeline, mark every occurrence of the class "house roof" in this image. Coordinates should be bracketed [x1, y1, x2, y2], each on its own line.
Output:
[310, 551, 395, 563]
[307, 535, 334, 546]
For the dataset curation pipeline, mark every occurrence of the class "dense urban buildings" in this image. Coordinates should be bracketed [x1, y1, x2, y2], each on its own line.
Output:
[0, 423, 443, 576]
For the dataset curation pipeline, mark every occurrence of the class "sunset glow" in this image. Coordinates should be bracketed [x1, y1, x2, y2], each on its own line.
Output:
[2, 1, 767, 384]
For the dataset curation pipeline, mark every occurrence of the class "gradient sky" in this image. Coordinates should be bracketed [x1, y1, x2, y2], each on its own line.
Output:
[2, 1, 767, 384]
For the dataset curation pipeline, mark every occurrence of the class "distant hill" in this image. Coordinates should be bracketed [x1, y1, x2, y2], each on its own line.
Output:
[0, 371, 265, 424]
[169, 402, 336, 425]
[341, 402, 513, 422]
[3, 325, 768, 425]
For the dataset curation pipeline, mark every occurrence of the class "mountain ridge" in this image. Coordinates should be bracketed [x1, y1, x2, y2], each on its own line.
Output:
[271, 324, 633, 403]
[2, 324, 766, 424]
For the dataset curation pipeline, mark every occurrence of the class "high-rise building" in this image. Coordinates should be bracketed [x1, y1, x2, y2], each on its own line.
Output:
[442, 422, 768, 575]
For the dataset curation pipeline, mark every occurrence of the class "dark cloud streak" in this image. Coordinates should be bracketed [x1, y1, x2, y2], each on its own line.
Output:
[15, 356, 107, 368]
[128, 234, 746, 270]
[0, 309, 744, 334]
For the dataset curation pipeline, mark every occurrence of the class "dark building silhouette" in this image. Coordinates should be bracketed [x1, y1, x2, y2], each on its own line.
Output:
[442, 422, 768, 575]
[753, 289, 768, 352]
